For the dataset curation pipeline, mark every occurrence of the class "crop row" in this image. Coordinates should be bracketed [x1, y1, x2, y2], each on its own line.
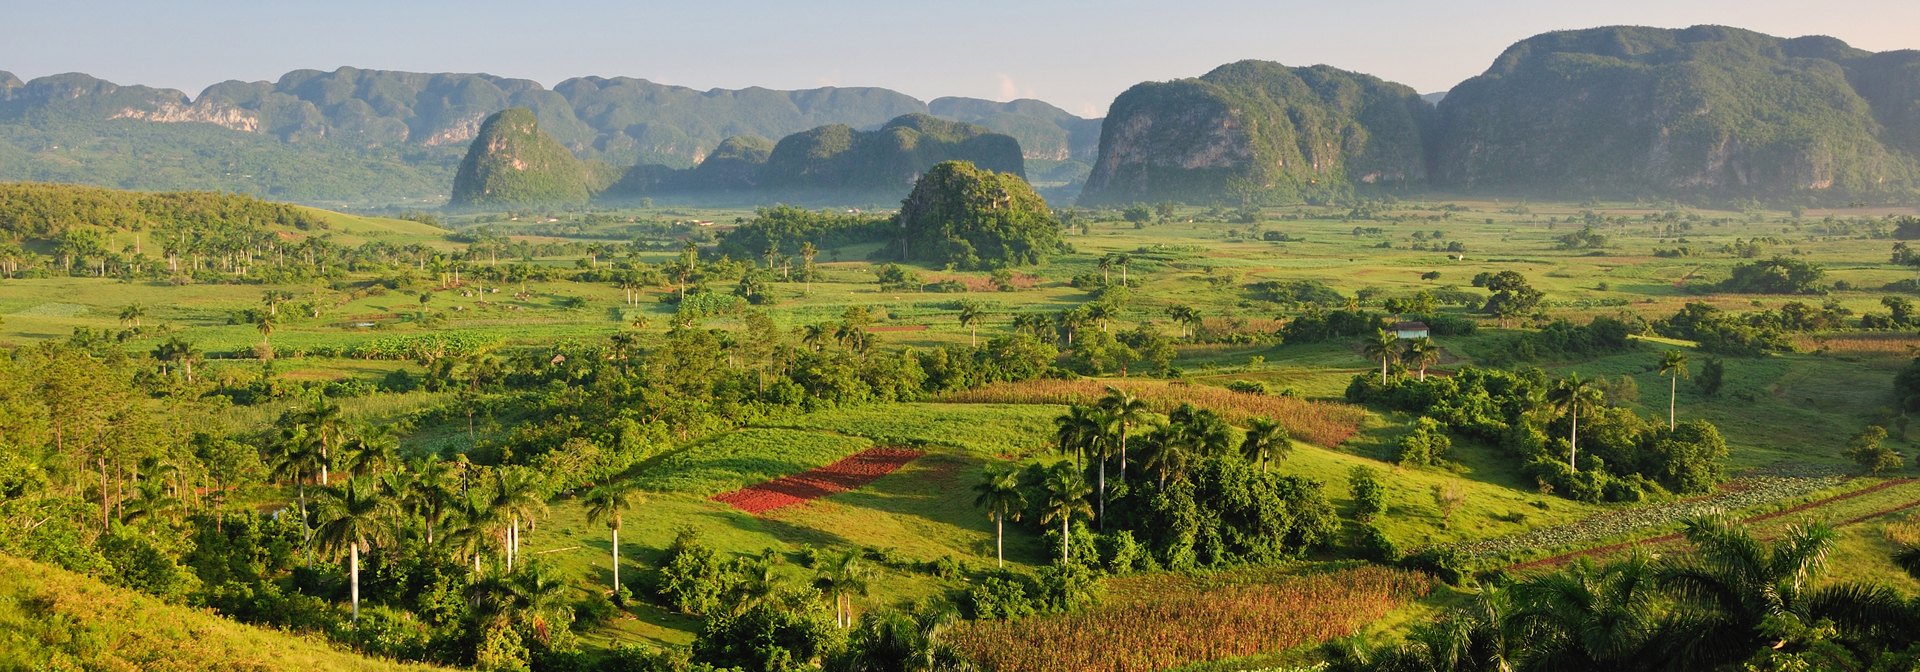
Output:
[1456, 471, 1848, 560]
[949, 566, 1430, 672]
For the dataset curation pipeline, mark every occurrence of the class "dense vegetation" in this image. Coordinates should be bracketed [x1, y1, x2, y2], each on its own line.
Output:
[1081, 60, 1432, 206]
[896, 161, 1061, 269]
[450, 109, 619, 208]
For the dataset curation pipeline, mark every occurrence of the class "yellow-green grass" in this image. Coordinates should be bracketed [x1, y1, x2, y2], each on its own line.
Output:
[753, 403, 1063, 457]
[0, 553, 441, 671]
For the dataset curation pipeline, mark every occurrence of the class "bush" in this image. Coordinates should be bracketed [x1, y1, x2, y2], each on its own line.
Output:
[655, 528, 730, 615]
[1399, 545, 1470, 586]
[968, 571, 1038, 620]
[1355, 524, 1400, 563]
[1349, 466, 1386, 522]
[1226, 380, 1270, 395]
[1395, 417, 1453, 467]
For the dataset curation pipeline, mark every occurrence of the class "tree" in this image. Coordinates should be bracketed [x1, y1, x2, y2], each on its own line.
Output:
[584, 481, 643, 596]
[800, 241, 819, 295]
[1364, 329, 1400, 384]
[489, 467, 547, 573]
[1483, 271, 1543, 326]
[815, 548, 873, 629]
[1239, 417, 1290, 473]
[1843, 426, 1902, 475]
[895, 161, 1061, 269]
[957, 302, 985, 347]
[1654, 515, 1840, 670]
[1697, 357, 1726, 397]
[312, 477, 395, 623]
[268, 426, 326, 564]
[254, 312, 278, 351]
[1039, 465, 1094, 564]
[1349, 466, 1386, 522]
[1660, 350, 1690, 430]
[839, 604, 970, 672]
[1166, 304, 1201, 338]
[1403, 337, 1440, 381]
[971, 465, 1026, 568]
[1508, 552, 1660, 669]
[1052, 405, 1102, 473]
[1548, 374, 1602, 471]
[118, 303, 147, 328]
[152, 337, 202, 381]
[1096, 387, 1151, 481]
[1430, 481, 1466, 524]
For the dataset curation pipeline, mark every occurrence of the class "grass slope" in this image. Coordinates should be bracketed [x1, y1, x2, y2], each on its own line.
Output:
[0, 553, 440, 671]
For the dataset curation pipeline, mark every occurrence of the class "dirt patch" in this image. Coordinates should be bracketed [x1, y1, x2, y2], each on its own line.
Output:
[711, 448, 924, 514]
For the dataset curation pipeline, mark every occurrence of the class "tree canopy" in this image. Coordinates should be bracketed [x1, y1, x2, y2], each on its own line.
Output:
[895, 161, 1061, 269]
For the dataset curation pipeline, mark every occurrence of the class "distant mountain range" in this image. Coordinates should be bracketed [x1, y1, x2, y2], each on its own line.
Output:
[1088, 25, 1920, 206]
[7, 25, 1920, 208]
[0, 67, 1096, 206]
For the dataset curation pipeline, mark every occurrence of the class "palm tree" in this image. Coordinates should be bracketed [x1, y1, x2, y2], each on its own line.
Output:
[1097, 387, 1151, 481]
[255, 312, 278, 351]
[312, 477, 395, 623]
[1086, 302, 1116, 332]
[118, 302, 147, 327]
[841, 604, 970, 672]
[1040, 465, 1094, 564]
[290, 397, 345, 485]
[583, 481, 642, 596]
[816, 548, 873, 628]
[1404, 336, 1441, 381]
[269, 426, 326, 565]
[1508, 553, 1658, 670]
[1547, 374, 1602, 471]
[1098, 254, 1113, 283]
[489, 467, 547, 572]
[971, 465, 1026, 568]
[1052, 405, 1103, 473]
[447, 498, 500, 577]
[1137, 422, 1192, 489]
[1012, 312, 1053, 338]
[802, 323, 831, 352]
[1654, 515, 1841, 670]
[1055, 307, 1091, 346]
[1659, 350, 1689, 430]
[1364, 329, 1400, 384]
[408, 459, 457, 546]
[341, 425, 399, 476]
[152, 337, 202, 381]
[1240, 417, 1290, 473]
[1166, 304, 1200, 338]
[1116, 253, 1132, 285]
[958, 302, 985, 347]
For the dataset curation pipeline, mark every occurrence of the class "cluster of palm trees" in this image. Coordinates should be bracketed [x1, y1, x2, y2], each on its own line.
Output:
[263, 398, 583, 625]
[977, 388, 1292, 563]
[1327, 514, 1920, 672]
[1365, 330, 1442, 383]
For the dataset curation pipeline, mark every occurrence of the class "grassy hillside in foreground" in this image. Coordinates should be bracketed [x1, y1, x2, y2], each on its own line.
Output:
[0, 553, 440, 672]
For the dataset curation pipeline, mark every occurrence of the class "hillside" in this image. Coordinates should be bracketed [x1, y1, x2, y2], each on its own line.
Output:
[928, 96, 1103, 163]
[1079, 60, 1433, 206]
[1430, 25, 1920, 199]
[604, 114, 1027, 204]
[0, 553, 438, 671]
[449, 108, 617, 208]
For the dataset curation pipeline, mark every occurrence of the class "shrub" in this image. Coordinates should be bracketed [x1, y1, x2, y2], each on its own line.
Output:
[1349, 466, 1386, 522]
[1395, 417, 1453, 467]
[1399, 545, 1471, 586]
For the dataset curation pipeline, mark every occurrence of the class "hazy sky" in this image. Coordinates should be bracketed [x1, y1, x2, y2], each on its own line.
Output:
[6, 0, 1919, 118]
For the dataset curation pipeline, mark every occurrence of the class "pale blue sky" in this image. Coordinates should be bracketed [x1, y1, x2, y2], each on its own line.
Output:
[6, 0, 1918, 117]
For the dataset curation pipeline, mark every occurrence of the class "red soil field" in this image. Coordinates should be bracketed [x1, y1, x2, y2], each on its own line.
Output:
[711, 448, 925, 514]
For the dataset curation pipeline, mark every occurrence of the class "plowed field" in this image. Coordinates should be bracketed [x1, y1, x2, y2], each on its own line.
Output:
[711, 447, 924, 513]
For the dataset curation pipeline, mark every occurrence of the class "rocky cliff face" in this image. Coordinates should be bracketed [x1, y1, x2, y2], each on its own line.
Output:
[450, 108, 609, 207]
[1079, 60, 1433, 206]
[1429, 25, 1920, 198]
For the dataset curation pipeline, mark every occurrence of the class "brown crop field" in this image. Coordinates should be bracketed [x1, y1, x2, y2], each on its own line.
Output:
[710, 447, 924, 513]
[933, 379, 1366, 447]
[950, 566, 1431, 672]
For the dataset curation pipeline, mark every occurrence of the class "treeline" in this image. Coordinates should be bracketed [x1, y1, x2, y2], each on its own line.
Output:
[1348, 364, 1728, 503]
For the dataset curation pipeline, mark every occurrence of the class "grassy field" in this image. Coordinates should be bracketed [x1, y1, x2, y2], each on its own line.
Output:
[9, 197, 1920, 665]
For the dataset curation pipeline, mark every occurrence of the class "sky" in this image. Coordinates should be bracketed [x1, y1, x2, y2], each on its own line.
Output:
[5, 0, 1919, 118]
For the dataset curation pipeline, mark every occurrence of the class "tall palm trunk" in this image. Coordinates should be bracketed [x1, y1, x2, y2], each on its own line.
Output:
[1381, 359, 1389, 384]
[995, 513, 1004, 568]
[1061, 517, 1070, 563]
[1569, 410, 1579, 472]
[1097, 459, 1106, 530]
[611, 516, 621, 594]
[1669, 374, 1677, 430]
[350, 537, 361, 623]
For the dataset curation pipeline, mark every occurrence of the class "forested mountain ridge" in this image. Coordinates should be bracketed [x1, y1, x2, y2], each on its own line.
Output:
[1079, 60, 1432, 206]
[1431, 25, 1920, 199]
[588, 114, 1027, 204]
[0, 67, 1092, 205]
